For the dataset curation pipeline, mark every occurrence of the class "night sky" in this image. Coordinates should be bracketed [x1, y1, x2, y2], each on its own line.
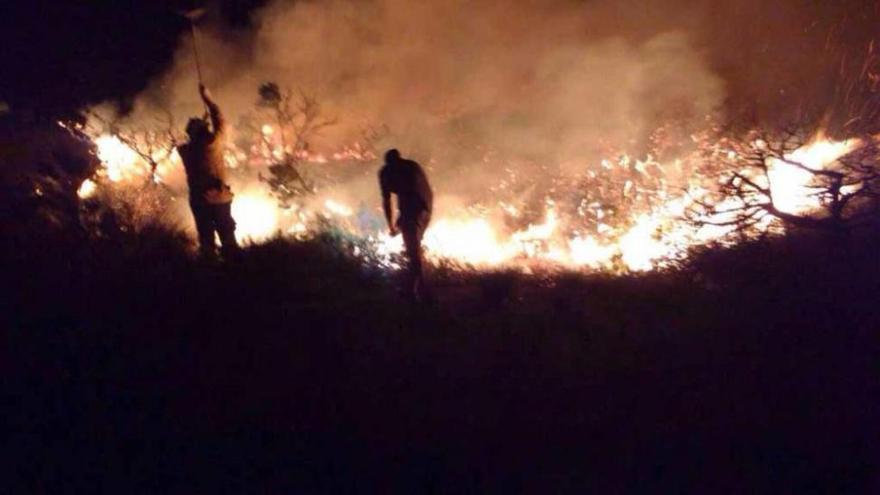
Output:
[2, 0, 879, 128]
[0, 0, 268, 114]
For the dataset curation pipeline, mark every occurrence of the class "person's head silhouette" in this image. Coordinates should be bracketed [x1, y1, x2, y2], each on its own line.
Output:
[384, 148, 401, 165]
[186, 118, 210, 143]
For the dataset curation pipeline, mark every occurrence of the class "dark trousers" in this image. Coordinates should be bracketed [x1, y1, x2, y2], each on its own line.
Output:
[190, 200, 238, 258]
[398, 210, 431, 299]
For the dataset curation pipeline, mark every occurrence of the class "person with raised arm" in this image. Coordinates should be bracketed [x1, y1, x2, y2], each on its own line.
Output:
[178, 84, 238, 259]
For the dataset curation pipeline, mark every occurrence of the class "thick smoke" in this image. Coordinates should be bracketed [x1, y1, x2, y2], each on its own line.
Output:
[131, 0, 725, 176]
[102, 0, 878, 234]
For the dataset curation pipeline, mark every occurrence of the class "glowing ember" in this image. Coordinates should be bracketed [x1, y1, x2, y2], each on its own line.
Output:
[77, 179, 97, 199]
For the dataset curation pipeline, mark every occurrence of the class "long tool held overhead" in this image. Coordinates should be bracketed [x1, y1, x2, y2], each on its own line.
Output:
[180, 7, 208, 112]
[180, 8, 207, 83]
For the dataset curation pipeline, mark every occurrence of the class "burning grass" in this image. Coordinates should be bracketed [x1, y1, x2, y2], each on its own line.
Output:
[76, 109, 880, 276]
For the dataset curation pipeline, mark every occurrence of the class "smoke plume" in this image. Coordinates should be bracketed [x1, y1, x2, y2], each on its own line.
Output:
[132, 0, 728, 171]
[92, 0, 879, 253]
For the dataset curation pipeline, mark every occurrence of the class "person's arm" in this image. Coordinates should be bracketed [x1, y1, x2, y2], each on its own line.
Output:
[380, 170, 398, 236]
[199, 84, 225, 136]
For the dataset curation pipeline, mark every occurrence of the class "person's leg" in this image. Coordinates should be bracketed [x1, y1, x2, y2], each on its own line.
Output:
[413, 210, 431, 300]
[401, 224, 425, 301]
[190, 200, 217, 258]
[213, 202, 240, 259]
[215, 203, 239, 259]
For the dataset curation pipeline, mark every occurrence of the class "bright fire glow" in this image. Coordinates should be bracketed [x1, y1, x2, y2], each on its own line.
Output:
[424, 217, 510, 265]
[84, 123, 864, 272]
[231, 191, 279, 242]
[94, 135, 144, 182]
[323, 199, 354, 217]
[767, 136, 859, 214]
[77, 179, 97, 199]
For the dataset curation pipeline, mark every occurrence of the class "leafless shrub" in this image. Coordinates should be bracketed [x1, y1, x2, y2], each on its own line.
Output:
[255, 82, 337, 207]
[688, 127, 880, 236]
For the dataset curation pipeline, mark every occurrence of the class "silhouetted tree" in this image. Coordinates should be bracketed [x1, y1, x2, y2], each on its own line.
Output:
[79, 109, 182, 236]
[86, 108, 181, 185]
[689, 127, 880, 236]
[256, 81, 336, 208]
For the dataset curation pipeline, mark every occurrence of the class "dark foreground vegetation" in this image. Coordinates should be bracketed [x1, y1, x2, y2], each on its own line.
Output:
[3, 209, 880, 492]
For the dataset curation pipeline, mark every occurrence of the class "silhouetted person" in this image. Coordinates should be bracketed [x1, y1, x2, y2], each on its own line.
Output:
[380, 148, 433, 301]
[178, 84, 238, 259]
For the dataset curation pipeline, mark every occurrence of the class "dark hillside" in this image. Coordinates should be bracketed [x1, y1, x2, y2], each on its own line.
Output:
[4, 217, 879, 492]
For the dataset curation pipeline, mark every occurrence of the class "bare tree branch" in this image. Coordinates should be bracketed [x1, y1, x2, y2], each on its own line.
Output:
[689, 127, 880, 237]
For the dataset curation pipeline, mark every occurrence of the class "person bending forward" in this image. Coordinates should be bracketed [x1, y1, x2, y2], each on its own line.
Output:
[379, 148, 433, 301]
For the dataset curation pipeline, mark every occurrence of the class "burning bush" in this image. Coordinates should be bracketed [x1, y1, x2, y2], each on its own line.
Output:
[60, 63, 880, 276]
[690, 127, 880, 236]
